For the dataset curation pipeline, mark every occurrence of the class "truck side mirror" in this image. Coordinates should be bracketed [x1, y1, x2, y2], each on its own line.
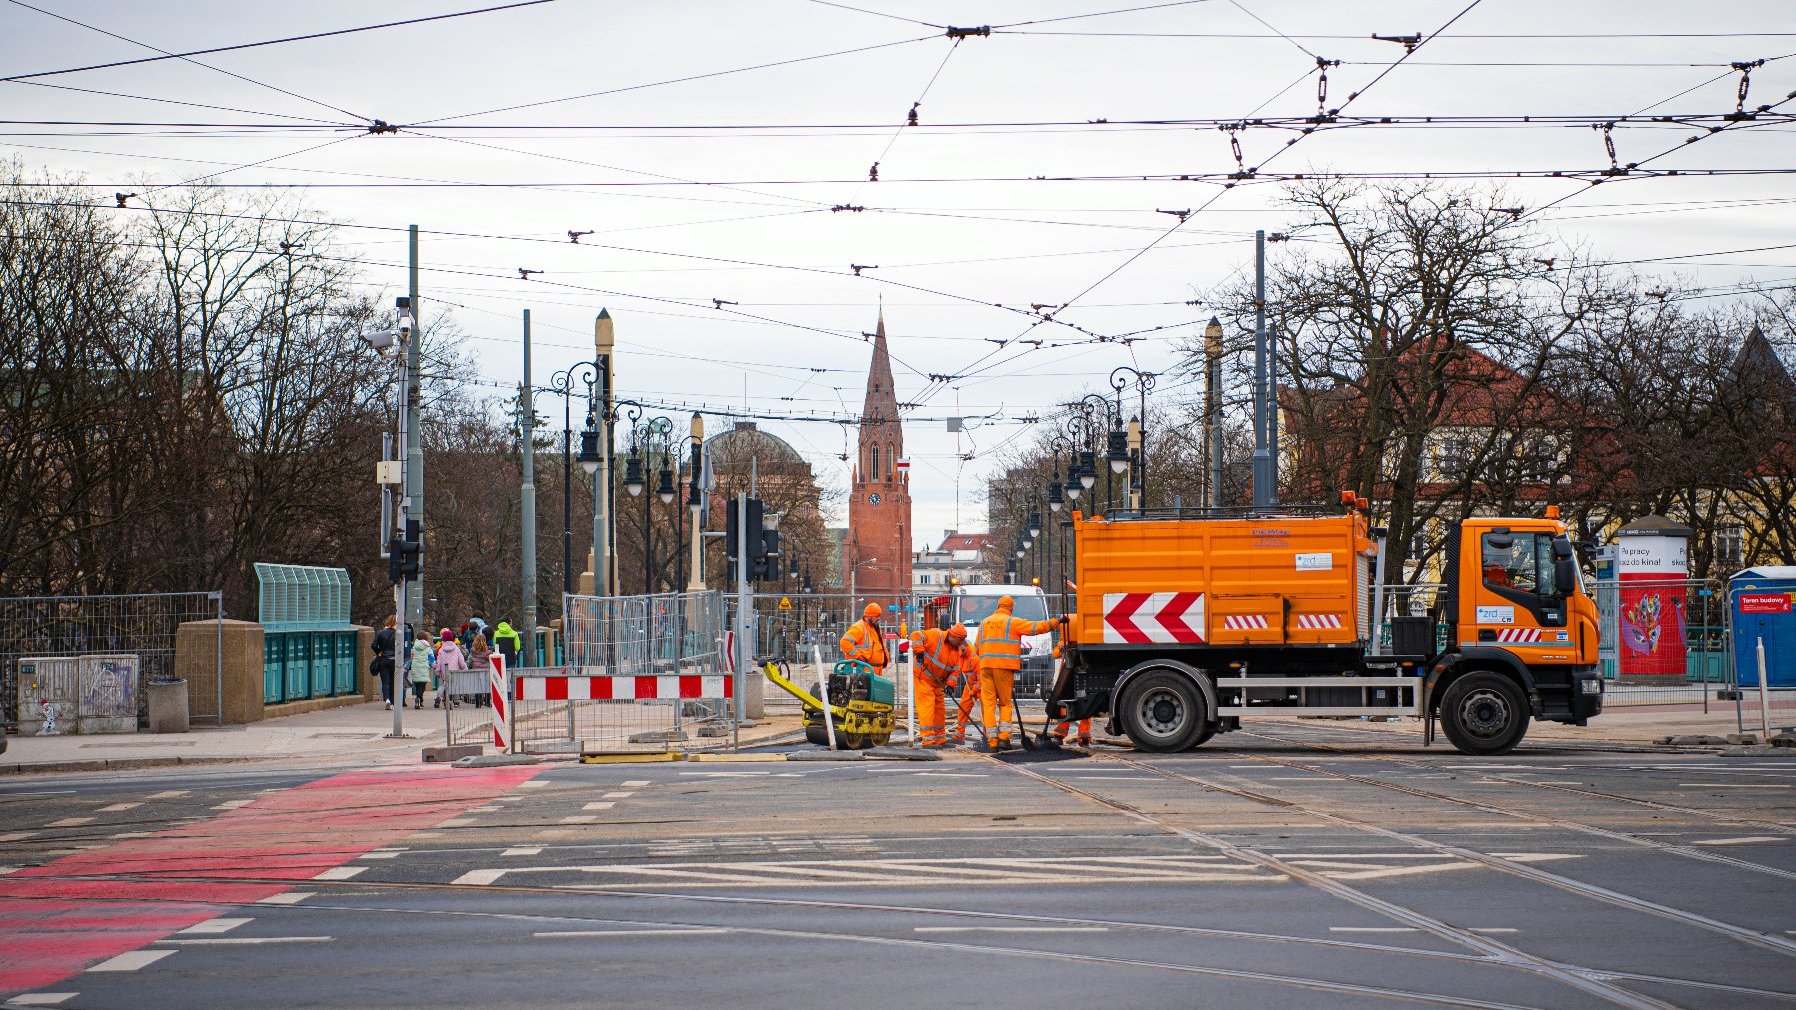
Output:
[1552, 537, 1573, 560]
[1554, 557, 1576, 592]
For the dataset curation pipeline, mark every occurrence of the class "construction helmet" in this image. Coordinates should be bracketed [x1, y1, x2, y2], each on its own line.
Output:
[997, 595, 1015, 611]
[948, 622, 968, 642]
[863, 603, 883, 620]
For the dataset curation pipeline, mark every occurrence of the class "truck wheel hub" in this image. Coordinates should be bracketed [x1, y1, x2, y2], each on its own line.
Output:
[1458, 689, 1510, 738]
[1139, 688, 1185, 735]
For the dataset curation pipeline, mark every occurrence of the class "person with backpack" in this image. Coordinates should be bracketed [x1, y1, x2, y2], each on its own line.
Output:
[407, 630, 433, 710]
[492, 620, 521, 669]
[434, 629, 468, 708]
[371, 616, 398, 710]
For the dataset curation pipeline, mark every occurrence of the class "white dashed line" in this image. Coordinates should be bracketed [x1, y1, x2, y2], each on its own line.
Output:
[179, 918, 251, 935]
[621, 780, 649, 787]
[0, 831, 38, 842]
[519, 781, 549, 789]
[313, 866, 365, 881]
[1694, 836, 1785, 845]
[86, 950, 175, 972]
[582, 802, 615, 811]
[439, 818, 476, 827]
[46, 818, 93, 827]
[534, 929, 727, 938]
[258, 892, 313, 905]
[158, 936, 334, 945]
[502, 847, 543, 857]
[146, 790, 189, 799]
[9, 992, 79, 1005]
[914, 926, 1109, 934]
[97, 802, 142, 812]
[358, 850, 403, 859]
[601, 792, 635, 799]
[560, 815, 598, 824]
[212, 800, 253, 810]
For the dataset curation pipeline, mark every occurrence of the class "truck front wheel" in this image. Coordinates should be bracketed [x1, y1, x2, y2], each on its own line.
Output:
[1119, 669, 1208, 752]
[1439, 672, 1530, 755]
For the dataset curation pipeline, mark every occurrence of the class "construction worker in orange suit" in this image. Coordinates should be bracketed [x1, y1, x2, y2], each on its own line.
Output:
[839, 603, 890, 674]
[975, 596, 1059, 750]
[1048, 644, 1091, 746]
[952, 650, 982, 745]
[908, 623, 973, 748]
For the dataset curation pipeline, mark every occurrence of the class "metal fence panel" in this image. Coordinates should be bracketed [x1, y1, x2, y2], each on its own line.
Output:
[0, 591, 224, 728]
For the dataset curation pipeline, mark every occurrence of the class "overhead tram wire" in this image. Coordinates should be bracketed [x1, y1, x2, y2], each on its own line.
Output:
[846, 34, 966, 202]
[1, 0, 370, 124]
[3, 80, 352, 125]
[0, 0, 565, 84]
[906, 0, 1487, 413]
[802, 0, 944, 29]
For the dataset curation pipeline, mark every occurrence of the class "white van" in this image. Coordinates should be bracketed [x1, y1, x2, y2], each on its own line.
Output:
[949, 584, 1056, 696]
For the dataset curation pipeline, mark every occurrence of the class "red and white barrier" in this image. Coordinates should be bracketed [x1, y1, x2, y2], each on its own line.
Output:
[489, 653, 510, 750]
[517, 673, 733, 701]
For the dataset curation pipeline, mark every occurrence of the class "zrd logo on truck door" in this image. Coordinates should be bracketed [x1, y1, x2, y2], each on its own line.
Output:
[1103, 592, 1205, 644]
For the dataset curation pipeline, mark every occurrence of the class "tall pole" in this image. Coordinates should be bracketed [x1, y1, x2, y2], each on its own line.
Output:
[1205, 317, 1223, 511]
[561, 383, 573, 597]
[393, 225, 424, 738]
[734, 492, 750, 722]
[1268, 321, 1281, 505]
[520, 309, 537, 666]
[1252, 228, 1272, 510]
[593, 311, 614, 596]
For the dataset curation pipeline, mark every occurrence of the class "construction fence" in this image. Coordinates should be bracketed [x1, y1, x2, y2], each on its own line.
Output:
[0, 591, 224, 730]
[445, 591, 737, 753]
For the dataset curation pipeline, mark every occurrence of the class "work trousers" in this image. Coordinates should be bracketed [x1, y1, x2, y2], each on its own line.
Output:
[1054, 717, 1092, 744]
[953, 667, 982, 743]
[913, 672, 948, 747]
[978, 665, 1016, 747]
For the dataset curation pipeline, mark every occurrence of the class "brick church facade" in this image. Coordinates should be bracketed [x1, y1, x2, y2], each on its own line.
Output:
[844, 310, 913, 608]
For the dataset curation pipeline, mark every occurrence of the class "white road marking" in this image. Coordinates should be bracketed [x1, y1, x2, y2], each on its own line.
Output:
[86, 950, 174, 972]
[1678, 783, 1791, 789]
[582, 802, 615, 811]
[453, 869, 506, 885]
[109, 832, 152, 839]
[621, 780, 649, 787]
[601, 792, 636, 799]
[519, 781, 549, 788]
[212, 800, 252, 810]
[146, 790, 189, 799]
[913, 772, 989, 778]
[46, 818, 93, 827]
[472, 855, 1279, 889]
[679, 771, 773, 777]
[914, 926, 1109, 933]
[1694, 836, 1785, 845]
[97, 802, 142, 812]
[9, 993, 79, 1005]
[179, 918, 250, 935]
[313, 866, 365, 881]
[1330, 927, 1419, 933]
[0, 831, 39, 841]
[257, 892, 313, 905]
[0, 865, 20, 875]
[502, 847, 542, 857]
[439, 818, 475, 827]
[1064, 776, 1158, 782]
[470, 806, 500, 813]
[358, 850, 403, 859]
[560, 815, 598, 824]
[1470, 928, 1519, 934]
[157, 936, 333, 945]
[534, 929, 727, 938]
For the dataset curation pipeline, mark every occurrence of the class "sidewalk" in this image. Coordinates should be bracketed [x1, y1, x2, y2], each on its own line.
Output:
[4, 702, 810, 774]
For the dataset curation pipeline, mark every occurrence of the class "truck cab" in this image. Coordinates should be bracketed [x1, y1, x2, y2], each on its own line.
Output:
[950, 584, 1056, 695]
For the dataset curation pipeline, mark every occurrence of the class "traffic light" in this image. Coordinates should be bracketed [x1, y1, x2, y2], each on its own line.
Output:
[757, 527, 781, 581]
[388, 519, 422, 583]
[726, 497, 763, 572]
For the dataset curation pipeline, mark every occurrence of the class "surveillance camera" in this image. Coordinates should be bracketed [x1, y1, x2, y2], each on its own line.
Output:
[396, 314, 415, 338]
[362, 329, 397, 353]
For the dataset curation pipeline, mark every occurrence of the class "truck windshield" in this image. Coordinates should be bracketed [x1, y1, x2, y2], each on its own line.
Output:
[1482, 533, 1559, 597]
[957, 595, 1049, 625]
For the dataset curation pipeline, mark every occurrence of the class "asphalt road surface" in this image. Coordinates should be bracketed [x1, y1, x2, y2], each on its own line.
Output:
[3, 723, 1795, 1010]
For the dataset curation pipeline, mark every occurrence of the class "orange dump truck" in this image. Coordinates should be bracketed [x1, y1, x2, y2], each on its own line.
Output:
[1051, 497, 1602, 755]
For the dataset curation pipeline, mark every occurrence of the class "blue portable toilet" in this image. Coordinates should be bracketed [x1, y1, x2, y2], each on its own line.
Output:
[1729, 567, 1796, 687]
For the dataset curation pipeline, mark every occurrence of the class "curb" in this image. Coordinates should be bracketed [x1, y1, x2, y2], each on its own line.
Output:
[579, 752, 686, 764]
[2, 755, 298, 776]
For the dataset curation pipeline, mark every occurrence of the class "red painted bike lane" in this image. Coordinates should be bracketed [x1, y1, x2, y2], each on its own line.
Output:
[0, 763, 542, 994]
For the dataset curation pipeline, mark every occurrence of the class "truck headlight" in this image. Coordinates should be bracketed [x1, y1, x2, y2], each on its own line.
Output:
[1579, 679, 1602, 695]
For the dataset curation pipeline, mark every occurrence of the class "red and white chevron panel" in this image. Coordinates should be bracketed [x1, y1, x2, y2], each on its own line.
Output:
[1295, 614, 1344, 630]
[1223, 615, 1269, 630]
[1494, 628, 1542, 643]
[517, 673, 733, 702]
[490, 654, 510, 750]
[1103, 592, 1205, 645]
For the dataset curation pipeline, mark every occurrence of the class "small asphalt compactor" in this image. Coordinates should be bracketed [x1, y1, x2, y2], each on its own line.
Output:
[762, 657, 895, 749]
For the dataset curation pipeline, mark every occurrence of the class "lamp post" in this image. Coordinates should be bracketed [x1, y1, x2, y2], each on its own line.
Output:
[686, 412, 705, 592]
[594, 311, 616, 596]
[548, 362, 600, 599]
[1110, 366, 1156, 509]
[622, 407, 674, 594]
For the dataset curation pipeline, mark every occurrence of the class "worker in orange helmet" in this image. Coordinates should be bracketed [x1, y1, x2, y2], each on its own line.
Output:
[908, 623, 973, 748]
[975, 596, 1058, 751]
[839, 603, 890, 673]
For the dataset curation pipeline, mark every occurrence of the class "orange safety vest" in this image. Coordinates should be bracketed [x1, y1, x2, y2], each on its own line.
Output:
[976, 610, 1056, 672]
[910, 628, 969, 686]
[840, 619, 889, 669]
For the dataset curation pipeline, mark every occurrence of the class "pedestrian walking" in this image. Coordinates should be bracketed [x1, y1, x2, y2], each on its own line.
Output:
[407, 630, 432, 710]
[975, 596, 1059, 751]
[492, 620, 521, 669]
[371, 616, 398, 710]
[468, 632, 493, 708]
[434, 630, 468, 708]
[908, 623, 973, 748]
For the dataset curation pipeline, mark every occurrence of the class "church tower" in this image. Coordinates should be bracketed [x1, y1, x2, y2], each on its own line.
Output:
[845, 308, 913, 611]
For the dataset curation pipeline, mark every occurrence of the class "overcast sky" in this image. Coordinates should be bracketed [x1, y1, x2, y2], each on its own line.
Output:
[4, 0, 1792, 547]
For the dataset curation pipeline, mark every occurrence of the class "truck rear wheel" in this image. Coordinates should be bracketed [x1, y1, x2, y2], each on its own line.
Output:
[1119, 669, 1208, 752]
[1439, 672, 1530, 755]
